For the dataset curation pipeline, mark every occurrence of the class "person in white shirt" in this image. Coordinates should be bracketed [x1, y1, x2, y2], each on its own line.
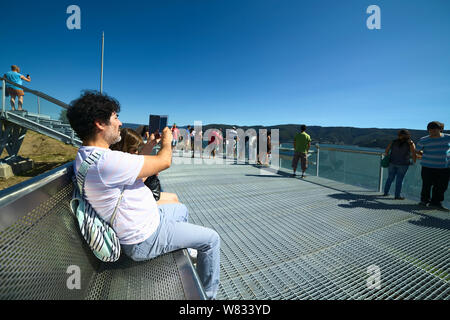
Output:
[67, 91, 220, 299]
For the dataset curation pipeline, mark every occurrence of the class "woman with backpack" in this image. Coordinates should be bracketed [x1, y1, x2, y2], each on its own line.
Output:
[383, 129, 417, 199]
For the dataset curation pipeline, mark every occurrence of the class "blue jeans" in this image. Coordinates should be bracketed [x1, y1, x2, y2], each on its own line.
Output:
[121, 203, 220, 299]
[384, 164, 409, 198]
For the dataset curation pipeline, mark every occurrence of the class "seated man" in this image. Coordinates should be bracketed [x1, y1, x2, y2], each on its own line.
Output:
[67, 91, 220, 299]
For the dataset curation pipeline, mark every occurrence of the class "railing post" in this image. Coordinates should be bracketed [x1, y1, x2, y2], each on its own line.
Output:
[2, 79, 5, 114]
[37, 96, 40, 114]
[316, 143, 320, 176]
[378, 155, 384, 193]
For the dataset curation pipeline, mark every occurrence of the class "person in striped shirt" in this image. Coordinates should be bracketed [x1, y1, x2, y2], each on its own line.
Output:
[416, 121, 450, 209]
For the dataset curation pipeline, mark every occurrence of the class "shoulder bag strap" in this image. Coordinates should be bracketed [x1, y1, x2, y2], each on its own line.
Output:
[75, 149, 124, 225]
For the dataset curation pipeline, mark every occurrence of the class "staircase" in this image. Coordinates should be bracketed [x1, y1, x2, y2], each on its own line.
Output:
[1, 110, 81, 149]
[1, 77, 81, 177]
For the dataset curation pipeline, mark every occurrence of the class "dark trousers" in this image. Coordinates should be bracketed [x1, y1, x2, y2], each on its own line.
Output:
[420, 167, 450, 204]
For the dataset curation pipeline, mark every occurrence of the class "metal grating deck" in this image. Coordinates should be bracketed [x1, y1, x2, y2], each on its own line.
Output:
[159, 157, 449, 300]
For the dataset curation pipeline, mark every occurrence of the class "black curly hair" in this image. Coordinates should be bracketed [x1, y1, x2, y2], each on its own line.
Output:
[67, 90, 121, 142]
[427, 121, 444, 132]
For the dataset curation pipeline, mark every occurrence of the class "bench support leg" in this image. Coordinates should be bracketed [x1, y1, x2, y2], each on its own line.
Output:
[0, 120, 28, 164]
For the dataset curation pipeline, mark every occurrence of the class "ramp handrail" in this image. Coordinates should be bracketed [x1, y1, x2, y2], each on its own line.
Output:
[279, 144, 386, 192]
[1, 76, 69, 113]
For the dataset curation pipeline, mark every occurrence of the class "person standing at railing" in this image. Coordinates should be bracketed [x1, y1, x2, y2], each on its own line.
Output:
[230, 126, 238, 158]
[261, 131, 272, 166]
[189, 127, 196, 158]
[292, 124, 311, 178]
[208, 128, 223, 159]
[4, 65, 31, 111]
[171, 123, 180, 150]
[416, 121, 450, 210]
[185, 125, 192, 150]
[382, 129, 416, 200]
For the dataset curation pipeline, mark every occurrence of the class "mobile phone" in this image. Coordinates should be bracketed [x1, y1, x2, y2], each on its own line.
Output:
[149, 115, 169, 139]
[159, 115, 168, 131]
[149, 115, 160, 136]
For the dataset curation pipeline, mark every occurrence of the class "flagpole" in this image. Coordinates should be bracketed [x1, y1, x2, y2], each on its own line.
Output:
[100, 31, 104, 93]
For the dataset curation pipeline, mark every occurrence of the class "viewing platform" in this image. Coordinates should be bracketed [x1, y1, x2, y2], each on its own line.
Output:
[159, 155, 449, 300]
[1, 78, 448, 300]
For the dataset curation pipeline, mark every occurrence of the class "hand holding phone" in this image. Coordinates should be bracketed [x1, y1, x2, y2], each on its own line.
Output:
[161, 127, 173, 148]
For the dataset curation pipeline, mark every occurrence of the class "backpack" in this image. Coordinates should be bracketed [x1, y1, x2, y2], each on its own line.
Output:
[381, 140, 394, 168]
[144, 174, 161, 201]
[70, 150, 122, 262]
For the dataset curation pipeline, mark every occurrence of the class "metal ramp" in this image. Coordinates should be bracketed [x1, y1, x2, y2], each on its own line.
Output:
[2, 110, 80, 142]
[1, 77, 81, 163]
[158, 157, 449, 300]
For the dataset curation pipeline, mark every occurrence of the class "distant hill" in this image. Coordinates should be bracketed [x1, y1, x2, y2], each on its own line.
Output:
[123, 122, 443, 149]
[122, 123, 142, 131]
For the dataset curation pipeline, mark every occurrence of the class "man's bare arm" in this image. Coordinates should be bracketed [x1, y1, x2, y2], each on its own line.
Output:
[137, 127, 173, 179]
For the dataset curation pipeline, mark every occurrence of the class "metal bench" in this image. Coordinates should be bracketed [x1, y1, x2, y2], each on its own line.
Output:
[0, 163, 206, 300]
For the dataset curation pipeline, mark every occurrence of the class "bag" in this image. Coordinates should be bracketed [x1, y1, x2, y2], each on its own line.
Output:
[70, 150, 122, 262]
[381, 154, 390, 168]
[144, 174, 161, 201]
[381, 141, 394, 168]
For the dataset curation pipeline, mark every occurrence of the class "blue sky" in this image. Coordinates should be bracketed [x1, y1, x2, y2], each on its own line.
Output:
[1, 0, 449, 130]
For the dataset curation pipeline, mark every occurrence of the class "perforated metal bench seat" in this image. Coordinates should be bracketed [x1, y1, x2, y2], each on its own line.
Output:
[0, 163, 206, 300]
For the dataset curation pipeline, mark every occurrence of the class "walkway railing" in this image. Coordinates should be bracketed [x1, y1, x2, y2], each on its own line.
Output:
[1, 76, 69, 114]
[1, 76, 447, 206]
[279, 144, 450, 207]
[0, 77, 80, 161]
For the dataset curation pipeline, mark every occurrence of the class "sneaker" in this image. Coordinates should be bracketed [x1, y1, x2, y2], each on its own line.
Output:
[418, 201, 429, 207]
[187, 248, 198, 263]
[382, 193, 389, 196]
[394, 197, 405, 200]
[291, 173, 296, 177]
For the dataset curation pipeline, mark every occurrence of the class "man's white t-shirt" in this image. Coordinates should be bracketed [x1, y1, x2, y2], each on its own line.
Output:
[75, 146, 160, 245]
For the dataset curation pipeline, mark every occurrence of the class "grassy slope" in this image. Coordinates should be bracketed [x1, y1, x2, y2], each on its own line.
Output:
[0, 130, 78, 190]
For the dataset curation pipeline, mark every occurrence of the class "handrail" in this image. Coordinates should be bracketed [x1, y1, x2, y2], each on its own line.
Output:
[279, 148, 315, 155]
[279, 144, 385, 192]
[0, 76, 69, 110]
[317, 146, 383, 156]
[279, 146, 384, 156]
